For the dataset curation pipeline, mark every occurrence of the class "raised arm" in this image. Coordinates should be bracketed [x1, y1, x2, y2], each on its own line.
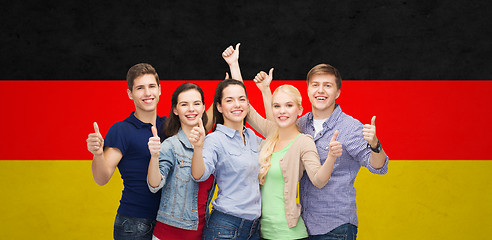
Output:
[222, 43, 242, 81]
[253, 68, 274, 120]
[87, 122, 121, 186]
[363, 116, 388, 169]
[246, 104, 276, 138]
[203, 44, 242, 132]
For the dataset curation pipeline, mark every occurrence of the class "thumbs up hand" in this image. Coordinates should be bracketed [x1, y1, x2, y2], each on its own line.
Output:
[363, 116, 378, 147]
[328, 130, 343, 157]
[87, 122, 104, 156]
[148, 126, 161, 158]
[189, 118, 205, 148]
[222, 43, 240, 66]
[253, 68, 274, 92]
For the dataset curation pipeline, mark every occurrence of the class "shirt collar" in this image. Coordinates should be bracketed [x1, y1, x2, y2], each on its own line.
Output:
[215, 124, 247, 138]
[308, 104, 342, 130]
[176, 128, 193, 149]
[124, 111, 158, 129]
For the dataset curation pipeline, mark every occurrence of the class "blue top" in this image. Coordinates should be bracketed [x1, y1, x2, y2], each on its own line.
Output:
[196, 124, 263, 220]
[297, 104, 389, 235]
[104, 112, 167, 219]
[148, 128, 215, 230]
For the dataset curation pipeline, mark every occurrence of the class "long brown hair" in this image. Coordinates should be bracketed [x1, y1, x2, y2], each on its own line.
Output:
[212, 79, 248, 131]
[162, 83, 208, 140]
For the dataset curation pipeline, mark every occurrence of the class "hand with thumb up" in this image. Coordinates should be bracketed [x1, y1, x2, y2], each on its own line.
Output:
[148, 126, 161, 158]
[189, 118, 205, 148]
[363, 116, 378, 148]
[328, 130, 343, 158]
[87, 122, 104, 156]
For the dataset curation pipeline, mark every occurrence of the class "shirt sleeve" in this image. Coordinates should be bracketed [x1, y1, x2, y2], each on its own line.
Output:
[196, 135, 218, 182]
[246, 104, 276, 138]
[104, 122, 127, 155]
[300, 136, 329, 188]
[148, 140, 175, 192]
[346, 122, 388, 175]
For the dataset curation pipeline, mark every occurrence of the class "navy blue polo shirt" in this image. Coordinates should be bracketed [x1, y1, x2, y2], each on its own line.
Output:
[104, 112, 167, 219]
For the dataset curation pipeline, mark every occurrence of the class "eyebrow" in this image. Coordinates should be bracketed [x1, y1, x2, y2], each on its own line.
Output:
[223, 95, 246, 100]
[134, 83, 157, 88]
[273, 101, 295, 105]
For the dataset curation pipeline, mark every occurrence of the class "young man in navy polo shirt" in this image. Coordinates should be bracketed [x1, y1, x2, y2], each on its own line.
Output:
[86, 63, 166, 240]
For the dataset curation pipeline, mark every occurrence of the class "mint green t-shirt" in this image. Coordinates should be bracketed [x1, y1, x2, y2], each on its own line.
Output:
[260, 134, 308, 239]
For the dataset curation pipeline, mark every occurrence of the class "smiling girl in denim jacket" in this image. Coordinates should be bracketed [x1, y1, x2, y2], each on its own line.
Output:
[147, 83, 215, 240]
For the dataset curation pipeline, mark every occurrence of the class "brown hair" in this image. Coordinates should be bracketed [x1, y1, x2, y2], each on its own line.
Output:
[162, 82, 208, 139]
[306, 64, 342, 90]
[212, 79, 248, 131]
[126, 63, 159, 91]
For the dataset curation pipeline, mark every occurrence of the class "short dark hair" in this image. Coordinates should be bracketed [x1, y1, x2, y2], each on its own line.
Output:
[306, 64, 342, 90]
[212, 79, 248, 131]
[126, 63, 159, 91]
[162, 83, 208, 138]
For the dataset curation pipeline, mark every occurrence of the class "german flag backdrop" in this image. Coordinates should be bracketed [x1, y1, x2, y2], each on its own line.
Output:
[1, 1, 491, 239]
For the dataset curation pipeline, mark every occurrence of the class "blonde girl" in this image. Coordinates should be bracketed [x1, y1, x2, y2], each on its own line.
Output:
[248, 84, 342, 240]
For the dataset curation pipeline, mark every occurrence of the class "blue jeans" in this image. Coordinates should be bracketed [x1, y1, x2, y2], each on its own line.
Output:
[113, 213, 156, 240]
[203, 210, 260, 240]
[309, 223, 358, 240]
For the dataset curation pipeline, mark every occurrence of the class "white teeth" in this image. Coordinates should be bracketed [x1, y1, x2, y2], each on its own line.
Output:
[316, 97, 326, 100]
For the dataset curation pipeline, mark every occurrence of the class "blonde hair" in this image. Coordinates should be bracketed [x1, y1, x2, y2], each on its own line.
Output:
[258, 85, 303, 185]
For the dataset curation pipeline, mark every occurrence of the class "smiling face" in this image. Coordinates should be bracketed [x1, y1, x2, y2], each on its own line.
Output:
[307, 74, 340, 118]
[272, 87, 303, 129]
[127, 73, 161, 113]
[173, 89, 205, 128]
[217, 84, 249, 127]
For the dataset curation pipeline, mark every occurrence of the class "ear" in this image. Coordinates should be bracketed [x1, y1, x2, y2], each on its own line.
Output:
[127, 89, 133, 100]
[216, 102, 223, 113]
[172, 107, 178, 116]
[158, 85, 162, 96]
[335, 89, 341, 99]
[298, 106, 303, 117]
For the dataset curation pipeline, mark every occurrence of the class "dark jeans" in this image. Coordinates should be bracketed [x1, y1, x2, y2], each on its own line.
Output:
[203, 210, 260, 240]
[309, 223, 358, 240]
[113, 213, 156, 240]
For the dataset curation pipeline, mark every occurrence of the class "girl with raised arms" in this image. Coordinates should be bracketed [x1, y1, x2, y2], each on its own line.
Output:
[247, 79, 342, 239]
[189, 77, 262, 240]
[220, 44, 342, 239]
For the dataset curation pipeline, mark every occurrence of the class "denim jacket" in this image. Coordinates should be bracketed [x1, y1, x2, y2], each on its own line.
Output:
[148, 128, 215, 230]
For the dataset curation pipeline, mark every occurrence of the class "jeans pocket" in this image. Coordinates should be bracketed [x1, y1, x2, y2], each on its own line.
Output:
[114, 214, 154, 240]
[136, 221, 154, 237]
[325, 232, 346, 240]
[205, 221, 236, 239]
[114, 214, 134, 233]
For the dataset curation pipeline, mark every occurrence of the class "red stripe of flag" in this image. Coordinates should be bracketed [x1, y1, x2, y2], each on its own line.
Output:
[0, 80, 490, 160]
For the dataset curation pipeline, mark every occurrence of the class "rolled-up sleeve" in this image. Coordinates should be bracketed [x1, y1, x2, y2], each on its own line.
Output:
[365, 154, 389, 175]
[348, 124, 389, 175]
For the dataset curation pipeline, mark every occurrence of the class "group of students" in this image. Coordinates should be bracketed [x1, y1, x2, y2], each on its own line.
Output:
[86, 44, 388, 240]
